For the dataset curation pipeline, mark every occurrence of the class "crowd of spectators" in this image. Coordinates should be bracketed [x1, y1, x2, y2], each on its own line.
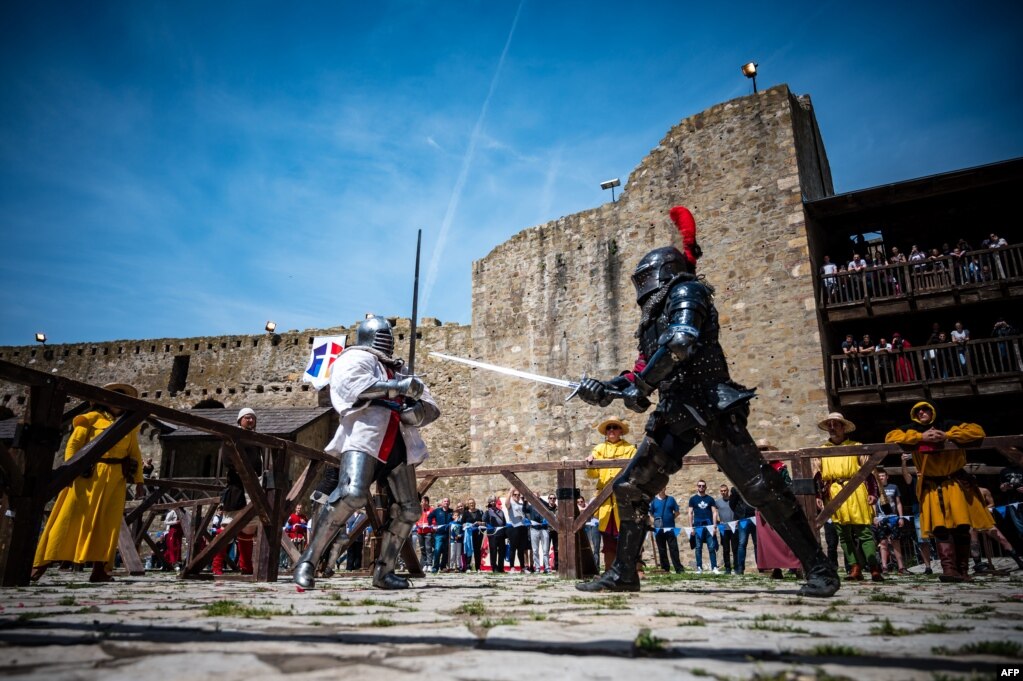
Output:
[837, 316, 1019, 387]
[820, 233, 1014, 303]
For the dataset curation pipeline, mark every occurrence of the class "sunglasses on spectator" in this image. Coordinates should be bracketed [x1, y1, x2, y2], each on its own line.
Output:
[605, 425, 622, 431]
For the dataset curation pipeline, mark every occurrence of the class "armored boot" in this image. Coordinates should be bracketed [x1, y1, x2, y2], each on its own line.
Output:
[756, 500, 839, 597]
[294, 451, 378, 590]
[576, 520, 645, 592]
[372, 527, 412, 590]
[293, 501, 351, 589]
[372, 462, 420, 590]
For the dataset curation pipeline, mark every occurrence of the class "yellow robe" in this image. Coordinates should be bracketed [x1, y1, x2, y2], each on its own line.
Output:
[821, 439, 874, 525]
[885, 422, 992, 535]
[33, 410, 144, 567]
[586, 439, 636, 532]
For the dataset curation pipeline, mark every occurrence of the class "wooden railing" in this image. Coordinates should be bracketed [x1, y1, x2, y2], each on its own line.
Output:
[4, 358, 1022, 585]
[830, 335, 1023, 391]
[0, 359, 331, 586]
[820, 243, 1023, 307]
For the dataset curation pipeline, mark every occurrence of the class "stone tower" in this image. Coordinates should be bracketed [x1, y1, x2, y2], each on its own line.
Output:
[469, 84, 833, 496]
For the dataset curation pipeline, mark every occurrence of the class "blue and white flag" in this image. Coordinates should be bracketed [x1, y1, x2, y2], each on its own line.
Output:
[303, 335, 347, 389]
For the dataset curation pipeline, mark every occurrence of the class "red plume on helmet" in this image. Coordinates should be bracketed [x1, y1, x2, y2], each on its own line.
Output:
[669, 206, 701, 268]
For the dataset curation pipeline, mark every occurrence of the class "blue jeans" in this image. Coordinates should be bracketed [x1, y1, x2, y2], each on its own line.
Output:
[693, 525, 717, 569]
[735, 520, 756, 574]
[432, 532, 449, 571]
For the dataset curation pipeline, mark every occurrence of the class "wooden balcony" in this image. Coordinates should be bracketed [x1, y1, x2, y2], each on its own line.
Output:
[828, 335, 1023, 406]
[820, 243, 1023, 321]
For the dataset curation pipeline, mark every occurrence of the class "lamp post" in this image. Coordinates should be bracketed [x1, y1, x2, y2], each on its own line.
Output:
[600, 178, 621, 202]
[741, 62, 758, 93]
[35, 332, 47, 345]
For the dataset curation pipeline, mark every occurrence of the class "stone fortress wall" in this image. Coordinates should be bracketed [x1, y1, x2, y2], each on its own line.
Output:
[3, 85, 836, 507]
[0, 319, 475, 499]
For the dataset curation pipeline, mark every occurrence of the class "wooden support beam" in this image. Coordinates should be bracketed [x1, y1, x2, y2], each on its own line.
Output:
[814, 450, 890, 528]
[502, 471, 556, 527]
[181, 504, 257, 578]
[45, 410, 147, 499]
[117, 518, 145, 575]
[124, 488, 169, 524]
[254, 448, 288, 582]
[220, 438, 274, 526]
[1, 381, 67, 586]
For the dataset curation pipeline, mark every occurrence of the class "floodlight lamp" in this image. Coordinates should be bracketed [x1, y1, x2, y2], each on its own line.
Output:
[599, 179, 621, 190]
[35, 332, 47, 344]
[741, 62, 758, 78]
[264, 321, 277, 333]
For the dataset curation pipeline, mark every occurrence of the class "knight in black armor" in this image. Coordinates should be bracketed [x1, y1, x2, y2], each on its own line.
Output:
[293, 315, 439, 590]
[575, 206, 839, 597]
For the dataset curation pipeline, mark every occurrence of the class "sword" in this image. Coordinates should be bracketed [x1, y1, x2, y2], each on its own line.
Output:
[428, 351, 600, 402]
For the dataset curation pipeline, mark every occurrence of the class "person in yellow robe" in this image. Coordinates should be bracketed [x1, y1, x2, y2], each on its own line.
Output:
[814, 412, 882, 582]
[885, 401, 991, 582]
[585, 418, 637, 570]
[32, 383, 145, 583]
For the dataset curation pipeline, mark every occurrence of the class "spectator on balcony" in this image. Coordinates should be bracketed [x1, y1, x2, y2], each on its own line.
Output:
[934, 331, 956, 379]
[859, 334, 877, 384]
[891, 332, 917, 382]
[847, 254, 867, 299]
[908, 245, 927, 270]
[888, 246, 906, 264]
[956, 238, 973, 253]
[820, 255, 838, 302]
[840, 334, 859, 386]
[874, 337, 893, 383]
[951, 322, 970, 375]
[992, 317, 1018, 372]
[950, 246, 968, 284]
[988, 233, 1008, 249]
[836, 264, 851, 301]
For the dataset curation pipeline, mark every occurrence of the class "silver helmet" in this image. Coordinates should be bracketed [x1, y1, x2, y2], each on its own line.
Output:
[354, 315, 395, 356]
[631, 246, 693, 303]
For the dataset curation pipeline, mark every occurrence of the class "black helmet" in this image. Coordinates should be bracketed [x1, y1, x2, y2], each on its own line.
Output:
[354, 315, 395, 356]
[631, 246, 693, 303]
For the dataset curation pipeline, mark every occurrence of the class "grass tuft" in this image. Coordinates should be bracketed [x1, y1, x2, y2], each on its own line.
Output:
[634, 628, 666, 655]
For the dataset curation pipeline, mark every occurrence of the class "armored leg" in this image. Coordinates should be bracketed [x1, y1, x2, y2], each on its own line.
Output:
[293, 451, 378, 589]
[577, 433, 693, 592]
[703, 411, 839, 598]
[373, 462, 420, 589]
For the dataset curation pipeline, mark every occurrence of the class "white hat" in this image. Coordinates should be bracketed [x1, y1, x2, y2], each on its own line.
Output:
[237, 407, 256, 423]
[817, 412, 856, 432]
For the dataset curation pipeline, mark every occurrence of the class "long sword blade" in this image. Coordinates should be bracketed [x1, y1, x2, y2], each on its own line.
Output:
[428, 352, 579, 390]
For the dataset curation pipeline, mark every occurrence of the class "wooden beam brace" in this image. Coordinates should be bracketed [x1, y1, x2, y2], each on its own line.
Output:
[45, 410, 148, 499]
[124, 488, 165, 525]
[814, 450, 890, 528]
[181, 503, 257, 578]
[220, 438, 273, 526]
[502, 471, 556, 527]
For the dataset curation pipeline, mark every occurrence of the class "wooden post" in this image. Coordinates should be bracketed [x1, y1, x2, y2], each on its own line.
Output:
[555, 468, 579, 579]
[254, 448, 288, 582]
[1, 382, 66, 586]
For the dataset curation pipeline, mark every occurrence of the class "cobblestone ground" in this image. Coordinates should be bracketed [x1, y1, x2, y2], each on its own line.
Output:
[1, 562, 1021, 680]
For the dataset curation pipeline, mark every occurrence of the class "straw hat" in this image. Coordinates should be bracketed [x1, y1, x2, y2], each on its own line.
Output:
[817, 412, 856, 432]
[596, 418, 629, 436]
[102, 382, 138, 399]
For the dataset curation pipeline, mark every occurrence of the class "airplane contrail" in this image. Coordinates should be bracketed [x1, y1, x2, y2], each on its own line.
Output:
[421, 0, 524, 312]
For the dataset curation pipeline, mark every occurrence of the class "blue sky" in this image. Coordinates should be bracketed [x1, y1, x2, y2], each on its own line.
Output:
[2, 1, 1021, 347]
